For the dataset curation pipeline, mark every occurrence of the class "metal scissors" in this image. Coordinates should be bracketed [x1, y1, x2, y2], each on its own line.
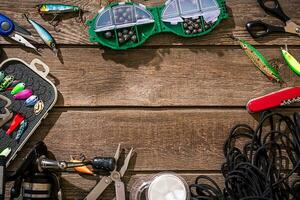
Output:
[246, 0, 300, 38]
[84, 144, 134, 200]
[0, 13, 39, 52]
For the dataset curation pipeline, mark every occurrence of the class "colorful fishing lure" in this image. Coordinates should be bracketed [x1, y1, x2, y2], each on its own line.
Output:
[15, 120, 28, 141]
[247, 87, 300, 113]
[34, 100, 44, 115]
[0, 75, 14, 91]
[25, 95, 38, 107]
[70, 157, 93, 175]
[13, 89, 32, 100]
[0, 71, 5, 83]
[11, 82, 25, 95]
[6, 113, 25, 135]
[0, 147, 11, 157]
[23, 14, 58, 57]
[281, 46, 300, 76]
[232, 36, 282, 83]
[37, 4, 85, 30]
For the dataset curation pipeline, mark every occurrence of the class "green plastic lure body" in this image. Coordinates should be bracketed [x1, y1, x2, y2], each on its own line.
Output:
[235, 38, 282, 83]
[281, 48, 300, 76]
[11, 82, 25, 95]
[0, 147, 11, 157]
[0, 75, 14, 91]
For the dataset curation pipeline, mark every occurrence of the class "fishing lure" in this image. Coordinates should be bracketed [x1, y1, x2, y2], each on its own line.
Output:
[281, 45, 300, 76]
[25, 95, 38, 107]
[37, 3, 85, 30]
[13, 89, 32, 100]
[15, 120, 28, 141]
[70, 157, 93, 175]
[247, 87, 300, 113]
[11, 82, 25, 95]
[6, 113, 25, 135]
[23, 14, 58, 57]
[0, 147, 11, 157]
[34, 100, 44, 115]
[0, 75, 14, 91]
[0, 71, 5, 83]
[232, 36, 282, 83]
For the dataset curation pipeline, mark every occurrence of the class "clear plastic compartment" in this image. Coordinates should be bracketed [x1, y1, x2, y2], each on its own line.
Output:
[113, 5, 135, 25]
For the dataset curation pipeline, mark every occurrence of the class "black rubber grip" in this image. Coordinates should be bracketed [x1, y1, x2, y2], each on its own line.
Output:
[91, 157, 116, 171]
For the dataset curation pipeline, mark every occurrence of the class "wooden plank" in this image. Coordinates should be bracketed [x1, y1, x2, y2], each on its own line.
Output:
[60, 173, 224, 200]
[8, 109, 259, 172]
[0, 0, 299, 46]
[2, 46, 300, 107]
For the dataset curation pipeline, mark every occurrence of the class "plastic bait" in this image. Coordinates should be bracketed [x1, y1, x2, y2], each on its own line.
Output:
[70, 158, 93, 175]
[13, 89, 32, 100]
[11, 82, 25, 95]
[15, 120, 28, 141]
[232, 36, 282, 83]
[34, 100, 44, 115]
[6, 113, 25, 135]
[0, 75, 14, 91]
[281, 46, 300, 76]
[25, 95, 38, 107]
[23, 14, 58, 57]
[247, 87, 300, 113]
[0, 71, 5, 83]
[0, 147, 11, 157]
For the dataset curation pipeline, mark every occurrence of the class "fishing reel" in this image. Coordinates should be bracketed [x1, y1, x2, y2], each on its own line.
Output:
[7, 142, 62, 200]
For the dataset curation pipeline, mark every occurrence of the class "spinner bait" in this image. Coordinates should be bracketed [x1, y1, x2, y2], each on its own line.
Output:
[25, 95, 38, 107]
[0, 71, 5, 83]
[247, 87, 300, 113]
[11, 82, 25, 95]
[15, 120, 28, 141]
[0, 147, 11, 157]
[13, 89, 32, 100]
[281, 46, 300, 76]
[23, 14, 58, 57]
[34, 100, 44, 115]
[0, 75, 14, 91]
[232, 36, 282, 83]
[6, 113, 25, 135]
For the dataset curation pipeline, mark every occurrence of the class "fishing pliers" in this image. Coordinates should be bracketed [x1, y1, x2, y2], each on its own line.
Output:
[84, 144, 134, 200]
[0, 13, 39, 52]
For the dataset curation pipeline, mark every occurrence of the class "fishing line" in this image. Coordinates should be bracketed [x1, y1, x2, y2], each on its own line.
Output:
[190, 112, 300, 200]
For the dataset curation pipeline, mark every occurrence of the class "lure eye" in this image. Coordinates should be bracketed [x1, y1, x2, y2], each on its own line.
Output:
[50, 42, 56, 48]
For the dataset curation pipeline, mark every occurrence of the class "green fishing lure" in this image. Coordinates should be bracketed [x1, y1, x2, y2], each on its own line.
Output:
[233, 37, 282, 83]
[281, 46, 300, 76]
[0, 75, 14, 91]
[11, 82, 25, 95]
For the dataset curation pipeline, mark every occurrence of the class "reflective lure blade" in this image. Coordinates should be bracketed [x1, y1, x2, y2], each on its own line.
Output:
[281, 48, 300, 76]
[34, 100, 44, 115]
[25, 95, 38, 107]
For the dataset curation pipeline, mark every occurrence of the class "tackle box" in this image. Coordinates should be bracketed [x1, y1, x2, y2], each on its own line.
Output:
[87, 0, 228, 49]
[0, 58, 57, 166]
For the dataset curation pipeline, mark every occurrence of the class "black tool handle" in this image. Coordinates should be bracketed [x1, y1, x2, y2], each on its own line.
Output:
[246, 20, 285, 38]
[0, 156, 6, 200]
[257, 0, 290, 22]
[91, 157, 116, 171]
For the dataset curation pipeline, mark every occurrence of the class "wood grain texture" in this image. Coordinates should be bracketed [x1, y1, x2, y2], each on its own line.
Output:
[0, 0, 299, 46]
[2, 46, 300, 107]
[8, 109, 259, 172]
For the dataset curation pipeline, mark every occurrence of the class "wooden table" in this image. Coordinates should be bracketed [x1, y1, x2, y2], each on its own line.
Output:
[1, 0, 300, 199]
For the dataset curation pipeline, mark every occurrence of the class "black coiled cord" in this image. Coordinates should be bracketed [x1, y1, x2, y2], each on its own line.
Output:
[190, 112, 300, 200]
